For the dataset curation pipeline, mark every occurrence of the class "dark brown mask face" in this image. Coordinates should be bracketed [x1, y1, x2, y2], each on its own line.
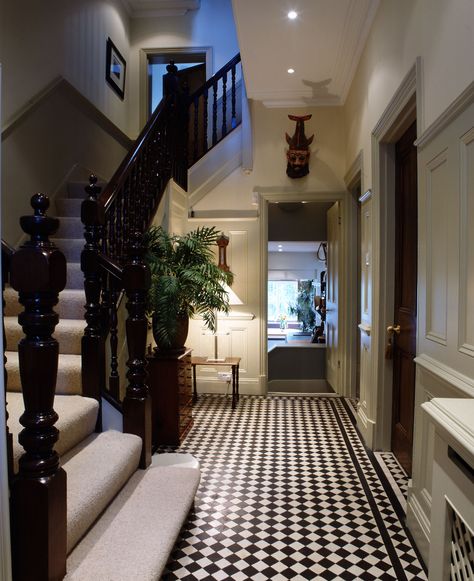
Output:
[286, 148, 310, 178]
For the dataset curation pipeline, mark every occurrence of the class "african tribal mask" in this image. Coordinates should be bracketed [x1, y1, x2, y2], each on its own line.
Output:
[285, 114, 314, 179]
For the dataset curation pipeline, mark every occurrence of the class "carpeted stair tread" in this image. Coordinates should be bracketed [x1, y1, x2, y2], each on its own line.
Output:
[55, 217, 84, 239]
[66, 263, 83, 289]
[65, 466, 200, 580]
[3, 287, 85, 319]
[62, 431, 142, 553]
[5, 317, 85, 355]
[55, 198, 82, 217]
[6, 351, 82, 394]
[7, 392, 99, 473]
[51, 238, 83, 262]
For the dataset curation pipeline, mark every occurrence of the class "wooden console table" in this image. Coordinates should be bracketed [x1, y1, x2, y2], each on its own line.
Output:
[191, 357, 241, 410]
[147, 348, 193, 448]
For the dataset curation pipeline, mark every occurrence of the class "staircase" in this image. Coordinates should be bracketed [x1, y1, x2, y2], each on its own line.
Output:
[3, 53, 242, 580]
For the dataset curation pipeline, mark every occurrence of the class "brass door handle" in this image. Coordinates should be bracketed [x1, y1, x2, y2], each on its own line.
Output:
[387, 324, 401, 335]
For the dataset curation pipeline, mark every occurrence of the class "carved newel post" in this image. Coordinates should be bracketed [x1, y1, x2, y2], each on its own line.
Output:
[81, 174, 105, 413]
[10, 194, 67, 580]
[123, 232, 152, 468]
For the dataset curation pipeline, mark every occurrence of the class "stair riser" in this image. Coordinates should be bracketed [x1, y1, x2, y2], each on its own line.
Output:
[4, 290, 85, 319]
[52, 239, 83, 262]
[6, 353, 82, 395]
[67, 182, 107, 199]
[55, 218, 84, 239]
[67, 264, 84, 290]
[6, 319, 83, 355]
[55, 198, 82, 217]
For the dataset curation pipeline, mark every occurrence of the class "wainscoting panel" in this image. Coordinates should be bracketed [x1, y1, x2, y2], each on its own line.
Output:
[458, 127, 474, 357]
[228, 230, 248, 305]
[425, 149, 449, 346]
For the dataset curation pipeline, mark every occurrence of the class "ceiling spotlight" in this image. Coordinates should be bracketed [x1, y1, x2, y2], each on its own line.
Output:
[278, 248, 283, 252]
[278, 244, 283, 248]
[287, 68, 295, 74]
[288, 10, 298, 19]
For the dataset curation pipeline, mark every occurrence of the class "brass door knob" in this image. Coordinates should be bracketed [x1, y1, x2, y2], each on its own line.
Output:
[387, 324, 401, 335]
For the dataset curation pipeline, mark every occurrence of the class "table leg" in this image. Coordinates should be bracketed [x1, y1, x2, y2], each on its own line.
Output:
[236, 364, 239, 403]
[231, 365, 236, 410]
[192, 364, 197, 404]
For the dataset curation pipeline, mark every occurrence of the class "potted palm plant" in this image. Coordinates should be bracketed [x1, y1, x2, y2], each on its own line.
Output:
[144, 225, 234, 352]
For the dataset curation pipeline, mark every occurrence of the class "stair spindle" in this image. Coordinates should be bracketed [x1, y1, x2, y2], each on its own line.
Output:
[81, 175, 106, 417]
[222, 71, 228, 137]
[231, 64, 237, 128]
[212, 81, 218, 146]
[193, 96, 199, 162]
[109, 283, 120, 399]
[203, 88, 209, 153]
[123, 232, 152, 469]
[10, 193, 67, 581]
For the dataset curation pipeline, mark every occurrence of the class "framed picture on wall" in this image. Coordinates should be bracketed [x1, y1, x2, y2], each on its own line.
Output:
[106, 37, 126, 99]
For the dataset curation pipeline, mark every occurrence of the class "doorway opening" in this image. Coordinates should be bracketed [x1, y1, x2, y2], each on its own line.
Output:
[266, 201, 335, 395]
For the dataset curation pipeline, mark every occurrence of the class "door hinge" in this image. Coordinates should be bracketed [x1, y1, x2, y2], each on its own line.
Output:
[338, 216, 342, 225]
[337, 360, 341, 369]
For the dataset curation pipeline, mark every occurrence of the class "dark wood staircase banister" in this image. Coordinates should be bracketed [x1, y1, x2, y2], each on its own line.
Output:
[2, 239, 15, 484]
[188, 53, 241, 102]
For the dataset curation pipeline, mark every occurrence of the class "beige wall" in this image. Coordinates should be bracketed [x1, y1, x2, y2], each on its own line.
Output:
[196, 101, 347, 211]
[344, 0, 474, 184]
[2, 83, 129, 245]
[1, 0, 131, 135]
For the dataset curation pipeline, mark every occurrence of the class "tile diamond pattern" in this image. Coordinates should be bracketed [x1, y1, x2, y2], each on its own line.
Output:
[161, 395, 427, 580]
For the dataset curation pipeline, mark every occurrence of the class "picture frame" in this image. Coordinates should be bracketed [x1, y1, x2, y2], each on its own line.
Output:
[106, 37, 126, 99]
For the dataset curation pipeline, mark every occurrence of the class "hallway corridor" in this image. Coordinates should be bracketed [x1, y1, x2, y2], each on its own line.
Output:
[162, 395, 426, 580]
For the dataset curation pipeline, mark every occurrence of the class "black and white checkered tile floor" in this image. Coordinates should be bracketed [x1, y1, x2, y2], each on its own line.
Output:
[161, 395, 426, 580]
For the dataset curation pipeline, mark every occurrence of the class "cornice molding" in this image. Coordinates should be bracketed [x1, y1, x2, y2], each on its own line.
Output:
[126, 0, 200, 18]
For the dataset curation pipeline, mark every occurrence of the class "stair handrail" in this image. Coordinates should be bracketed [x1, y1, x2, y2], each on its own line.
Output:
[188, 52, 241, 102]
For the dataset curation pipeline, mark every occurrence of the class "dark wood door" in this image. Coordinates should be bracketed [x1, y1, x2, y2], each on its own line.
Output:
[391, 121, 417, 475]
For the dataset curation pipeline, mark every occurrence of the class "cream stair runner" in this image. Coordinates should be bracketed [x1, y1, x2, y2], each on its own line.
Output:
[5, 179, 200, 579]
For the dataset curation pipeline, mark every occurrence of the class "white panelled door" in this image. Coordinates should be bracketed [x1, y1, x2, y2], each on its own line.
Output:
[326, 202, 341, 393]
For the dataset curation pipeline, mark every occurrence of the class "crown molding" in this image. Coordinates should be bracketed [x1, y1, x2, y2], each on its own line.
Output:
[126, 0, 200, 18]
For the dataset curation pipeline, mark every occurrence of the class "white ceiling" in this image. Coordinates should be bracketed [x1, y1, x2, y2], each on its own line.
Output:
[124, 0, 200, 18]
[268, 241, 322, 253]
[232, 0, 379, 107]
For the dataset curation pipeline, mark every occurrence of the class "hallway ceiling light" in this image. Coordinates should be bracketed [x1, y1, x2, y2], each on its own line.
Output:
[287, 68, 295, 74]
[287, 10, 298, 19]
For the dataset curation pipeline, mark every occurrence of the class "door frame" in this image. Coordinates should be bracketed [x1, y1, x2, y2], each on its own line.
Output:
[139, 46, 213, 129]
[258, 189, 358, 398]
[370, 58, 422, 450]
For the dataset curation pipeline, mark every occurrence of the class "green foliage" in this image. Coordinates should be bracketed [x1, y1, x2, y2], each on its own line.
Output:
[288, 280, 316, 332]
[144, 225, 234, 348]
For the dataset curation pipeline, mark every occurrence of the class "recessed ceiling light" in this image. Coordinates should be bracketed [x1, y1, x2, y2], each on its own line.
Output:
[278, 248, 283, 252]
[278, 244, 283, 248]
[288, 10, 298, 20]
[287, 68, 295, 74]
[301, 201, 307, 204]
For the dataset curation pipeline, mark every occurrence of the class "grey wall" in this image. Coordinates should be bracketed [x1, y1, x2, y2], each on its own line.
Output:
[268, 202, 333, 241]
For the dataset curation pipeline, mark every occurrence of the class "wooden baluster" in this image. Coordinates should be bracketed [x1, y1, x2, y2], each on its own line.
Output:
[231, 64, 237, 129]
[2, 246, 14, 484]
[203, 87, 209, 154]
[109, 282, 120, 399]
[10, 193, 67, 580]
[81, 174, 105, 419]
[123, 232, 151, 468]
[193, 96, 199, 162]
[222, 71, 228, 137]
[212, 81, 218, 146]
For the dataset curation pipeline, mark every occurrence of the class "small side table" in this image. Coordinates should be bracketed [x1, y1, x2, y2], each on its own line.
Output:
[191, 357, 241, 410]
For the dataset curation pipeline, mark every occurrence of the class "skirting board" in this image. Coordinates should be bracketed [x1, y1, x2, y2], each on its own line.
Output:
[267, 380, 332, 394]
[357, 406, 375, 449]
[406, 491, 431, 566]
